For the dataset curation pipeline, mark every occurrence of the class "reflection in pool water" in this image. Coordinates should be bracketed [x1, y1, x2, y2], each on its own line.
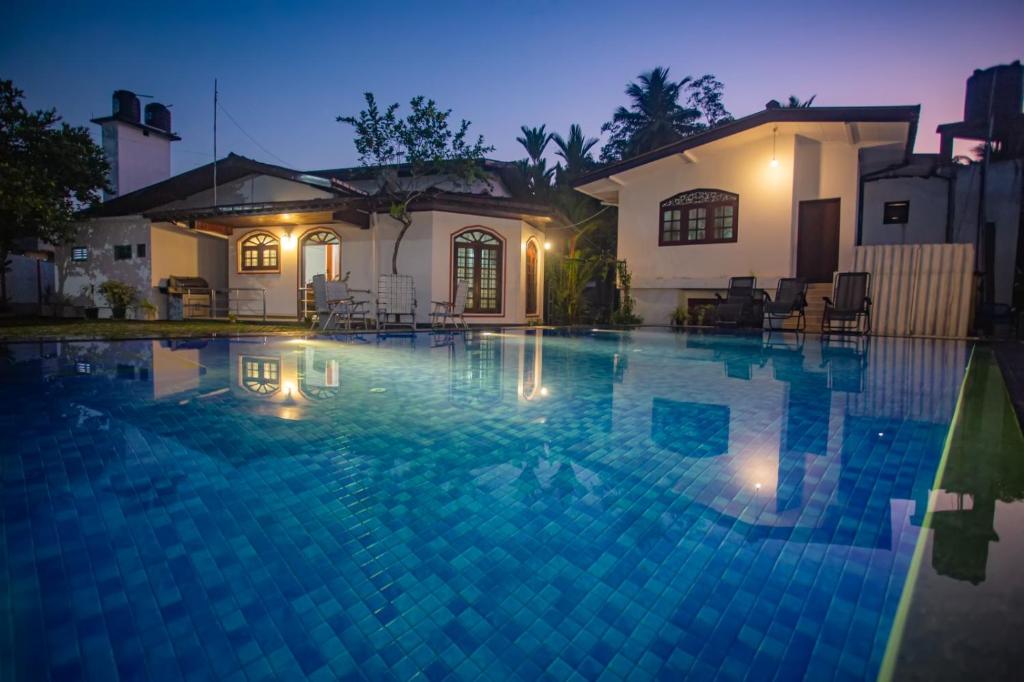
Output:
[0, 330, 1001, 680]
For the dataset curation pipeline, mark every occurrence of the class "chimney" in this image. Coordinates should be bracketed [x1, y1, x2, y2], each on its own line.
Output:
[92, 90, 180, 200]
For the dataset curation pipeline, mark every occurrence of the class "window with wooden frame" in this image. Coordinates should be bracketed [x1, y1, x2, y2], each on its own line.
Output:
[453, 229, 503, 314]
[525, 239, 539, 316]
[240, 356, 280, 395]
[659, 189, 739, 245]
[238, 232, 280, 273]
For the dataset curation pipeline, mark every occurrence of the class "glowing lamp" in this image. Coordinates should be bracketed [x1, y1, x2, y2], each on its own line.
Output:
[281, 231, 297, 249]
[769, 158, 780, 168]
[543, 241, 552, 251]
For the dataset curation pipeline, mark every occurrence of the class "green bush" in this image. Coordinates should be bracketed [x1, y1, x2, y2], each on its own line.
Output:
[97, 280, 138, 309]
[670, 306, 688, 326]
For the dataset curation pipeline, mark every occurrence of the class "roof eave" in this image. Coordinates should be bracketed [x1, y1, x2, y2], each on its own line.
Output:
[573, 105, 922, 188]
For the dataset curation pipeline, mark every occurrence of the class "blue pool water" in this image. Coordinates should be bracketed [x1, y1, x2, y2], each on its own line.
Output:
[0, 330, 968, 681]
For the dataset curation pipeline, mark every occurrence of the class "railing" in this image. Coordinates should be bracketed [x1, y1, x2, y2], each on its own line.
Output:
[181, 287, 267, 321]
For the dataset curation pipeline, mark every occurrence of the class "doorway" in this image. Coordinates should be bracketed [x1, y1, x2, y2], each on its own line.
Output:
[796, 199, 840, 283]
[299, 229, 341, 317]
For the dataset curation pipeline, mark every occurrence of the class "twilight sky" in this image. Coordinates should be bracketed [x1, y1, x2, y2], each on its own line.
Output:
[3, 0, 1022, 175]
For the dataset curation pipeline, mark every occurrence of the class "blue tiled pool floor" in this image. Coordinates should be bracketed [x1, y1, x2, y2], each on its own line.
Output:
[0, 331, 967, 680]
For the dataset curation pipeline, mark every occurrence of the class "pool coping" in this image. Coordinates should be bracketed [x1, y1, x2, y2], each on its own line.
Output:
[876, 345, 976, 681]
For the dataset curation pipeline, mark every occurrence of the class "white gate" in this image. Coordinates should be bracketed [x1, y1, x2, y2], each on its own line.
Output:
[852, 243, 974, 338]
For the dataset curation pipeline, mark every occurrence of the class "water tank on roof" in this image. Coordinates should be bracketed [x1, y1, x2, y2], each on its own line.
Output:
[964, 61, 1023, 124]
[145, 102, 172, 133]
[112, 90, 141, 123]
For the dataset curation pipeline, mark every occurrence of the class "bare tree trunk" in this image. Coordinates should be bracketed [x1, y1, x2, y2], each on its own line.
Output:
[391, 214, 413, 275]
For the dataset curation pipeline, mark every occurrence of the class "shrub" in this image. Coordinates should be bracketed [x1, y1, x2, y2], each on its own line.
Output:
[670, 306, 688, 326]
[97, 280, 138, 309]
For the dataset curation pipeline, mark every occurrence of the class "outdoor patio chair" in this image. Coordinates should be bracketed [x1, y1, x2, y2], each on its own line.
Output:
[326, 279, 370, 330]
[311, 275, 369, 331]
[822, 272, 872, 335]
[714, 276, 757, 326]
[764, 277, 808, 331]
[430, 280, 470, 329]
[377, 274, 417, 329]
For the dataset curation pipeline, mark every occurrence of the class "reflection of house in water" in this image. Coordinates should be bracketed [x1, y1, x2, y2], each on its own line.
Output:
[926, 351, 1024, 584]
[448, 333, 504, 407]
[620, 335, 968, 551]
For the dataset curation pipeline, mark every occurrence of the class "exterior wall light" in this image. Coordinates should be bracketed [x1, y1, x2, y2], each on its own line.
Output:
[543, 241, 552, 251]
[281, 229, 297, 249]
[769, 126, 779, 168]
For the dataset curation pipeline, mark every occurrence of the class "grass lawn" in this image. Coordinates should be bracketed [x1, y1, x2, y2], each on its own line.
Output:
[0, 317, 310, 342]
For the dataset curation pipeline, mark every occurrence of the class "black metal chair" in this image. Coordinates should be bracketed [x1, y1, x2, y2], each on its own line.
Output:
[764, 277, 808, 331]
[714, 276, 757, 327]
[822, 272, 872, 335]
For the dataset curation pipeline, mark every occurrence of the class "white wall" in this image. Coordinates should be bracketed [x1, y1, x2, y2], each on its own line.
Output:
[57, 216, 152, 313]
[426, 211, 541, 325]
[150, 223, 227, 318]
[102, 122, 172, 198]
[227, 222, 373, 319]
[862, 176, 949, 246]
[606, 126, 894, 324]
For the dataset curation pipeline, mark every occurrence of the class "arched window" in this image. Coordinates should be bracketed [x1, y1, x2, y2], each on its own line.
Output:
[239, 232, 280, 273]
[525, 240, 539, 316]
[453, 229, 503, 314]
[660, 189, 739, 246]
[240, 356, 280, 395]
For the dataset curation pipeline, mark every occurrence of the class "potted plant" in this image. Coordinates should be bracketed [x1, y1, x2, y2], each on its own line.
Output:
[139, 299, 157, 321]
[98, 280, 138, 320]
[670, 306, 689, 328]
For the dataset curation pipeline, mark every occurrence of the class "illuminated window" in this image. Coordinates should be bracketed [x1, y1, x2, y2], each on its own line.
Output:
[239, 232, 280, 273]
[525, 240, 539, 316]
[72, 247, 89, 262]
[660, 189, 739, 245]
[453, 229, 503, 314]
[241, 356, 280, 394]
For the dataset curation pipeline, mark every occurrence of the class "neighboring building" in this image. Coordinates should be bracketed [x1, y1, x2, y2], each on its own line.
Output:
[574, 105, 921, 324]
[862, 62, 1024, 309]
[576, 61, 1024, 325]
[63, 144, 553, 323]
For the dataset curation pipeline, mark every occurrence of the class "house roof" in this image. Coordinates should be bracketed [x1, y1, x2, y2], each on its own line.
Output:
[85, 153, 365, 218]
[82, 150, 564, 229]
[573, 105, 921, 188]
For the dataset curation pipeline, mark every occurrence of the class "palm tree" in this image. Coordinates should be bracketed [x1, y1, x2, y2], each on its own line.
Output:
[516, 125, 551, 164]
[600, 67, 703, 161]
[785, 95, 817, 108]
[551, 124, 598, 183]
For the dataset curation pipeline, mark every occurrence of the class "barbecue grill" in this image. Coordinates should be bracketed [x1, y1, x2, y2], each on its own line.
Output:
[163, 275, 212, 320]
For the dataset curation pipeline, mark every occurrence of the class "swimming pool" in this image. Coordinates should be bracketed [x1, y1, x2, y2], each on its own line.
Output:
[0, 330, 969, 680]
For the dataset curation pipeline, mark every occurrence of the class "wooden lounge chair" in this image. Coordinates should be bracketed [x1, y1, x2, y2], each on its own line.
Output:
[822, 272, 872, 335]
[714, 276, 757, 326]
[764, 277, 808, 331]
[430, 280, 470, 329]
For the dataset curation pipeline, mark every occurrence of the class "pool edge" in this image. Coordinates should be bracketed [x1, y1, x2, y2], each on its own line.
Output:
[876, 343, 976, 682]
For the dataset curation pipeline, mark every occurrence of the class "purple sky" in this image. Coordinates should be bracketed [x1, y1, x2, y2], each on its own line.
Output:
[3, 0, 1021, 174]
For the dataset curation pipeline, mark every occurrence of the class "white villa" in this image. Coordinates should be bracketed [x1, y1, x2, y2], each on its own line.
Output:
[60, 93, 554, 325]
[575, 62, 1024, 331]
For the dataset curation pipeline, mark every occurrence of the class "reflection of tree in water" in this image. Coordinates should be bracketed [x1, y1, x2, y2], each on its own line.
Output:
[930, 351, 1024, 584]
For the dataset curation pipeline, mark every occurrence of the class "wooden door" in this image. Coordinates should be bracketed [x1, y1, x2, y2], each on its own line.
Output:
[797, 199, 841, 283]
